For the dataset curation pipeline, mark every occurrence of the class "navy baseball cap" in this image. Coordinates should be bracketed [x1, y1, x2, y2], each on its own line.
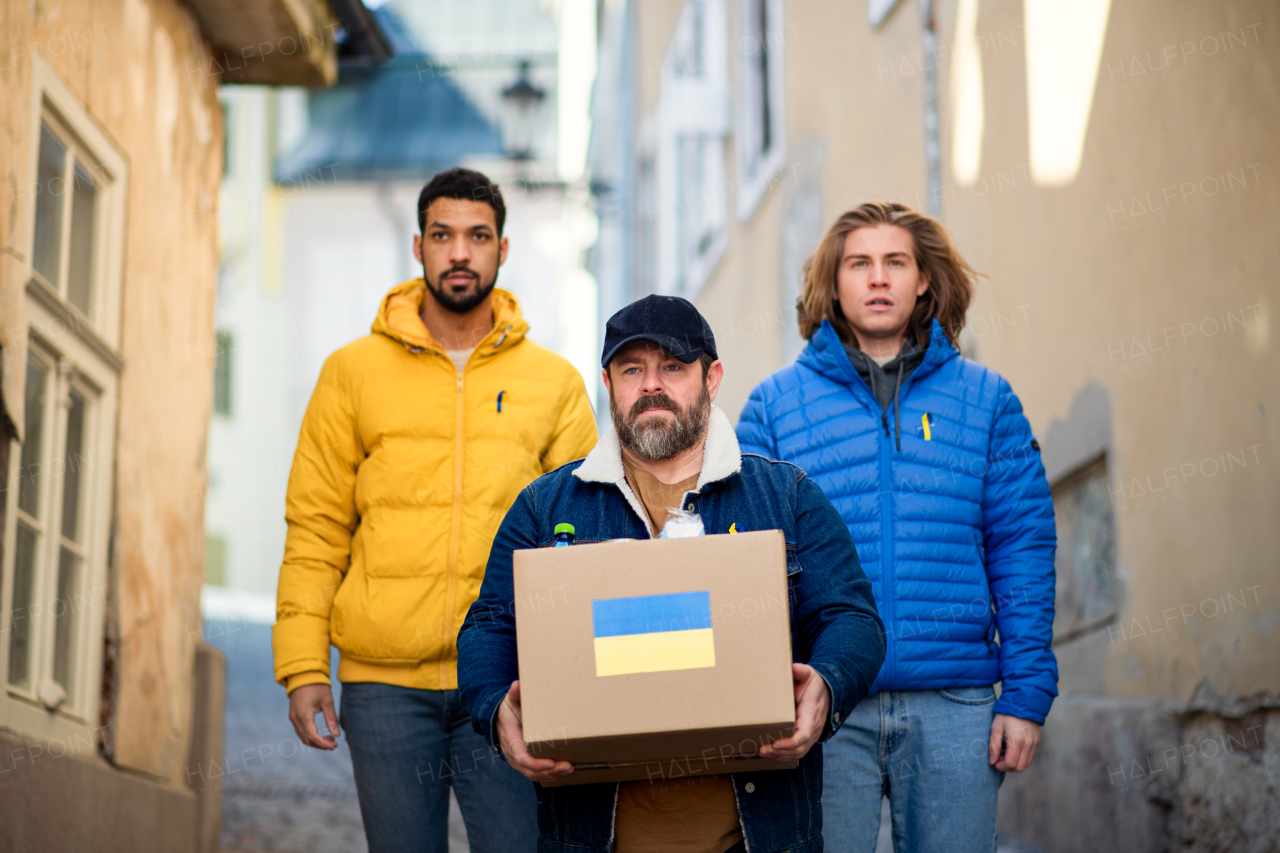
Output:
[601, 295, 718, 369]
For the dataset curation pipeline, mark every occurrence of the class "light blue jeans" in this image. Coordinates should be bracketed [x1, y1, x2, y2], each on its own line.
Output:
[822, 687, 1004, 853]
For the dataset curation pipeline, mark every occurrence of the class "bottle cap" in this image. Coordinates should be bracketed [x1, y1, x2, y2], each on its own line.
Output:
[554, 523, 575, 535]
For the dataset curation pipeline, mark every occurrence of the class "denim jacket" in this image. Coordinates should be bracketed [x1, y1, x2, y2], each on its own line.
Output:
[458, 407, 886, 853]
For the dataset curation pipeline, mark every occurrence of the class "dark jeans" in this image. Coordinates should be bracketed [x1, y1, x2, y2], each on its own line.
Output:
[341, 681, 538, 853]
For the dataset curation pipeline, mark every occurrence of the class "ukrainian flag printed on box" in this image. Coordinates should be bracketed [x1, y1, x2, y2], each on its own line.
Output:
[592, 591, 716, 677]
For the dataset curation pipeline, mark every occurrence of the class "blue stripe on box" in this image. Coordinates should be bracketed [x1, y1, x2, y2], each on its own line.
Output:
[591, 591, 712, 638]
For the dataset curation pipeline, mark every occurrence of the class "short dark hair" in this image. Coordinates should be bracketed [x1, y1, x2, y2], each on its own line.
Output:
[417, 168, 506, 236]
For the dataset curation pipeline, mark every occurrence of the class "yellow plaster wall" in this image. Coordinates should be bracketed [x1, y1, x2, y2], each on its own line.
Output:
[0, 0, 222, 784]
[631, 0, 1277, 707]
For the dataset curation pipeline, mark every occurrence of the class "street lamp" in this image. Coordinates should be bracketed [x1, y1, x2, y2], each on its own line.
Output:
[501, 60, 546, 162]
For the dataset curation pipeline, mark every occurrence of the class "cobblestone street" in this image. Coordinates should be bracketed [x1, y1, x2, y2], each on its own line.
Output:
[205, 621, 469, 852]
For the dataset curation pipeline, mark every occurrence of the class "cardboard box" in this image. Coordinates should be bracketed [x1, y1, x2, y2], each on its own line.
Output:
[513, 529, 797, 786]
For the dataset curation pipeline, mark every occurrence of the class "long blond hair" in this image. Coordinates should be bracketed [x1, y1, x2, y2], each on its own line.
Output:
[796, 201, 980, 348]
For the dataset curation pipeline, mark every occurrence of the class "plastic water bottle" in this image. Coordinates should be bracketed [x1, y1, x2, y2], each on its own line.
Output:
[659, 508, 705, 539]
[554, 523, 575, 547]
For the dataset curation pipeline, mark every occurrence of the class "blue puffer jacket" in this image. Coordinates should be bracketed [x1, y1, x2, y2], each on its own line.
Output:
[737, 318, 1058, 724]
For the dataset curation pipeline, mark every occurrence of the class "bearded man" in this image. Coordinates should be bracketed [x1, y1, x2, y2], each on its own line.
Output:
[273, 168, 597, 853]
[457, 295, 886, 853]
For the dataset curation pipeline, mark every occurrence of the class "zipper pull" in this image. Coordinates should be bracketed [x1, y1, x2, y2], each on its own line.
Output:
[881, 412, 890, 436]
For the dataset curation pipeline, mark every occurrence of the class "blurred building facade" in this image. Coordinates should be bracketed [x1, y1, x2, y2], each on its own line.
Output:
[204, 0, 600, 616]
[588, 0, 1277, 850]
[0, 0, 385, 850]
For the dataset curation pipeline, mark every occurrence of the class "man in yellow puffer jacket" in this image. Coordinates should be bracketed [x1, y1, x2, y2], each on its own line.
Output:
[273, 168, 597, 852]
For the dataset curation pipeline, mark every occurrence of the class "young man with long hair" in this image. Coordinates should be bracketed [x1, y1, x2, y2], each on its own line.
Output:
[737, 201, 1058, 852]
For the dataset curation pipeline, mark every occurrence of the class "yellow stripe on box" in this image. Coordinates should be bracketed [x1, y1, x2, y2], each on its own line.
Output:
[593, 628, 716, 677]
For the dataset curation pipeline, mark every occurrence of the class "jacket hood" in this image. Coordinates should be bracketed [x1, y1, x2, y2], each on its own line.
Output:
[371, 279, 530, 357]
[798, 317, 959, 388]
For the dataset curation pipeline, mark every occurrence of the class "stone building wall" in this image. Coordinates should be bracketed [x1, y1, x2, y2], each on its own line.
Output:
[604, 0, 1278, 848]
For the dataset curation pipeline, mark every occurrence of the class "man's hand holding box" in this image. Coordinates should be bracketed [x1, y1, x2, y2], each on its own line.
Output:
[509, 530, 808, 787]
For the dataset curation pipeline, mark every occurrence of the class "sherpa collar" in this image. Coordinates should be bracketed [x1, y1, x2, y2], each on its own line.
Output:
[573, 405, 743, 535]
[575, 404, 742, 488]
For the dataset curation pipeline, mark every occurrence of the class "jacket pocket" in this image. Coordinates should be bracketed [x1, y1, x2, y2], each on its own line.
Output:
[973, 535, 996, 652]
[331, 565, 448, 663]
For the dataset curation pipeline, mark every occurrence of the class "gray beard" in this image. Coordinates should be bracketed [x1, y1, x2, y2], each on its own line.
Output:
[610, 384, 712, 462]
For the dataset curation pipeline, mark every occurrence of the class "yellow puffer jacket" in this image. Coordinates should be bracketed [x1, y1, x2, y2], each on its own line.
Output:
[273, 281, 598, 693]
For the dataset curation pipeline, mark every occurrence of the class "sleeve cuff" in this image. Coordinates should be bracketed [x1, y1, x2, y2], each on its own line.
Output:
[487, 699, 504, 751]
[811, 667, 844, 743]
[285, 671, 332, 696]
[993, 695, 1048, 726]
[474, 686, 509, 751]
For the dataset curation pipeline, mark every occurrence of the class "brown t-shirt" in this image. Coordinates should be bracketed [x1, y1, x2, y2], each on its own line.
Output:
[621, 454, 700, 537]
[615, 456, 744, 853]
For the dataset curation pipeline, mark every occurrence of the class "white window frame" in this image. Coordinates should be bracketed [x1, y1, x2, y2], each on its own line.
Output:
[733, 0, 787, 221]
[655, 0, 731, 301]
[22, 58, 127, 351]
[0, 56, 124, 745]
